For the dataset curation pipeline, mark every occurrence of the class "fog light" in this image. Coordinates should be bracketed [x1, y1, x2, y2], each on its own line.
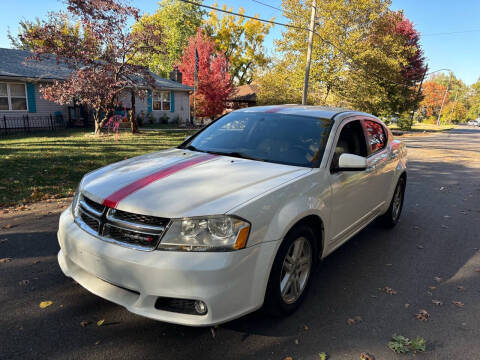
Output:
[194, 300, 208, 315]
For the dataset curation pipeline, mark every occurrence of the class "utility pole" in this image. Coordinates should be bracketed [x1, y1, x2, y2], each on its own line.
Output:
[437, 74, 451, 126]
[447, 88, 459, 122]
[409, 68, 428, 127]
[302, 0, 317, 105]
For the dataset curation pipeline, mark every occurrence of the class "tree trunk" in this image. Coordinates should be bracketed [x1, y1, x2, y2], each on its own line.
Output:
[130, 90, 138, 134]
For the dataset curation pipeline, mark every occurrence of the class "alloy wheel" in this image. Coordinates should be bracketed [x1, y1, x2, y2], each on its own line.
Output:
[280, 236, 312, 304]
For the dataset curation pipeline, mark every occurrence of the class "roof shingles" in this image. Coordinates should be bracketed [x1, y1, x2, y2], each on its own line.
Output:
[0, 48, 192, 91]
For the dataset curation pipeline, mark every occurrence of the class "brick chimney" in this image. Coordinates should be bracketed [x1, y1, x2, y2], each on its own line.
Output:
[170, 66, 183, 83]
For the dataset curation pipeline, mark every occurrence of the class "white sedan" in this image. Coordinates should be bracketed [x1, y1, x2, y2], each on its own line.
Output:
[58, 105, 407, 326]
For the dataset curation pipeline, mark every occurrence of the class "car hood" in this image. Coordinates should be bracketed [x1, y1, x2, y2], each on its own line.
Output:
[80, 149, 310, 218]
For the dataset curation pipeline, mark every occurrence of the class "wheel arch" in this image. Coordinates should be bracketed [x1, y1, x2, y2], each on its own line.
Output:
[282, 214, 325, 261]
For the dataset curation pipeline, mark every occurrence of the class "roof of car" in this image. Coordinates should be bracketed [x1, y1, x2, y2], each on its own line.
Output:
[234, 105, 366, 119]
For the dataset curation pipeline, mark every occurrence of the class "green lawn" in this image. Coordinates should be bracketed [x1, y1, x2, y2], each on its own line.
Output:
[388, 122, 456, 132]
[0, 128, 196, 207]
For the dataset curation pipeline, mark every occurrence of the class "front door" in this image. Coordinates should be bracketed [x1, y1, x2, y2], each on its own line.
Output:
[327, 118, 378, 248]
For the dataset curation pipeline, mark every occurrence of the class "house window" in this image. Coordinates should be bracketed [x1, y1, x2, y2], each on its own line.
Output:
[153, 91, 170, 111]
[0, 82, 27, 111]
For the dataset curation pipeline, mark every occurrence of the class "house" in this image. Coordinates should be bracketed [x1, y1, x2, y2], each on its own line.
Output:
[226, 84, 258, 110]
[0, 48, 192, 129]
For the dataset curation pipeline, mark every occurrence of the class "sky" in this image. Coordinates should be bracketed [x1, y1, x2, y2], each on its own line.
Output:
[1, 0, 479, 84]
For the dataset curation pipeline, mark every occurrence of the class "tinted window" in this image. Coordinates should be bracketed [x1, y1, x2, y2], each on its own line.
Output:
[332, 120, 367, 169]
[183, 111, 332, 167]
[364, 120, 387, 153]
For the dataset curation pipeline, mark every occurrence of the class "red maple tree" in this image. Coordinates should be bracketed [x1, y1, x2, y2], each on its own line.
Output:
[178, 29, 232, 120]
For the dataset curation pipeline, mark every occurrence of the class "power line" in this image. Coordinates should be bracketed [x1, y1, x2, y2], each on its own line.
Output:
[250, 0, 283, 13]
[179, 0, 306, 31]
[422, 29, 480, 37]
[180, 0, 423, 88]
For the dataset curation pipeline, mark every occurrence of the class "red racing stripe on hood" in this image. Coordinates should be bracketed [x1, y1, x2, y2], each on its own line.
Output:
[102, 153, 217, 208]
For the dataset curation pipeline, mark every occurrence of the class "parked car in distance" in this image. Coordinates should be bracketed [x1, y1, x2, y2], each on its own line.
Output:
[58, 105, 407, 326]
[467, 119, 480, 126]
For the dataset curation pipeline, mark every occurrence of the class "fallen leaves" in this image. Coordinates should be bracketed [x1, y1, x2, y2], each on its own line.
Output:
[2, 224, 15, 230]
[96, 319, 105, 326]
[452, 301, 464, 308]
[347, 316, 363, 325]
[433, 276, 442, 283]
[318, 352, 328, 360]
[388, 334, 426, 354]
[415, 309, 430, 321]
[360, 352, 375, 360]
[0, 258, 12, 264]
[382, 287, 397, 295]
[457, 286, 466, 291]
[80, 320, 90, 327]
[432, 299, 443, 306]
[39, 301, 53, 309]
[18, 280, 30, 286]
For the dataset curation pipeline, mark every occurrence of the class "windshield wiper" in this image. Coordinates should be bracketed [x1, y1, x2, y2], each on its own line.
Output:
[206, 151, 264, 162]
[184, 144, 202, 152]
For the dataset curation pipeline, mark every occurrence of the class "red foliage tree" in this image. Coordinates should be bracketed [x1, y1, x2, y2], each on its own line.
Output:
[393, 14, 427, 85]
[21, 0, 164, 134]
[178, 29, 232, 120]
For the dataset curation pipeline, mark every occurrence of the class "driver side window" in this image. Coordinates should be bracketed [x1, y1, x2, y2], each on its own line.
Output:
[331, 120, 367, 170]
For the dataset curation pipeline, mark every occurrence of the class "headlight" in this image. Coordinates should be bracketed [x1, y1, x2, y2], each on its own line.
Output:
[158, 216, 250, 252]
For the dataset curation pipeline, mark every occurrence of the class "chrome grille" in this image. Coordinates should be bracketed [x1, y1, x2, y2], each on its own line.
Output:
[74, 194, 169, 251]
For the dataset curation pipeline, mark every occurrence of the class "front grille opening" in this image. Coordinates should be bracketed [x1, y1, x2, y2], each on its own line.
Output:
[75, 192, 170, 250]
[82, 196, 105, 213]
[80, 212, 100, 233]
[111, 208, 169, 227]
[155, 297, 208, 315]
[103, 224, 160, 248]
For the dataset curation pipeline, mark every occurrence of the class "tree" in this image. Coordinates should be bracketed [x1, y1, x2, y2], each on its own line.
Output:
[203, 3, 273, 85]
[19, 0, 164, 134]
[178, 29, 232, 120]
[421, 81, 447, 118]
[131, 0, 204, 77]
[338, 10, 426, 120]
[441, 101, 467, 123]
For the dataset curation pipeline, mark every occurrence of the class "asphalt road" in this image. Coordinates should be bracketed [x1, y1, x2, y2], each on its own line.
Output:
[1, 127, 480, 360]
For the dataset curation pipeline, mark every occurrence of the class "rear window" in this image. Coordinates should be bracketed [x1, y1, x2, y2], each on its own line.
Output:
[364, 120, 387, 153]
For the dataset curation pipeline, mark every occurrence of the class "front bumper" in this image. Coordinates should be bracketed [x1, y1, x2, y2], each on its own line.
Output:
[57, 208, 278, 326]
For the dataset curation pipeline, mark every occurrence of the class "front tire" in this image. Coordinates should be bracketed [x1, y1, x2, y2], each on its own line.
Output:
[264, 225, 315, 316]
[379, 176, 405, 227]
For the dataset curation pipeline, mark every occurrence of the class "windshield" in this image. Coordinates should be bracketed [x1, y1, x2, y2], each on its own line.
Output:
[181, 111, 332, 167]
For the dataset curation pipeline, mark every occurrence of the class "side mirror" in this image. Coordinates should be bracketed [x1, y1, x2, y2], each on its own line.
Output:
[336, 153, 367, 171]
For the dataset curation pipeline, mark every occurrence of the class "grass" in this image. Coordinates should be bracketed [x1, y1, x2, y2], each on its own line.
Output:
[388, 122, 456, 132]
[139, 123, 184, 129]
[0, 128, 196, 207]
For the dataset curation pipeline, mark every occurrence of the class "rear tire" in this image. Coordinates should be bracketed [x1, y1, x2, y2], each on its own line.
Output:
[264, 225, 316, 316]
[379, 176, 405, 228]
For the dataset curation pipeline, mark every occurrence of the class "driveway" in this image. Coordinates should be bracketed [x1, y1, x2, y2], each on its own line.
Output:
[1, 127, 480, 360]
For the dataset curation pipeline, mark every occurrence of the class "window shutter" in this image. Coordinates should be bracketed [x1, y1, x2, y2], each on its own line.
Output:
[26, 83, 36, 113]
[170, 91, 175, 112]
[147, 89, 152, 112]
